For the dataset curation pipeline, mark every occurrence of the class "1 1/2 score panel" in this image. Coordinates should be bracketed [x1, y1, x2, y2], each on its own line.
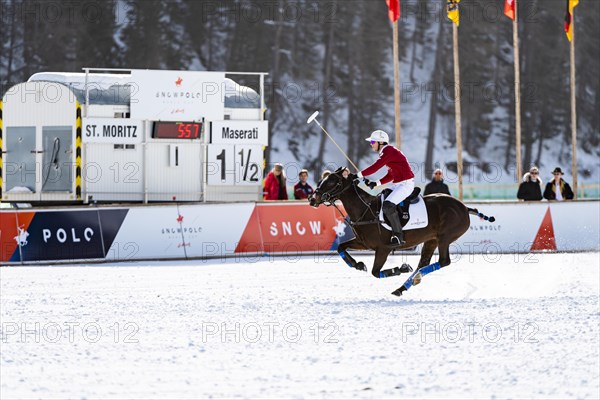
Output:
[207, 145, 263, 185]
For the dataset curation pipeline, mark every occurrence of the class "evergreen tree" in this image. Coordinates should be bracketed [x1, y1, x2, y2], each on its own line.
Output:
[0, 0, 598, 181]
[118, 0, 195, 70]
[74, 1, 119, 70]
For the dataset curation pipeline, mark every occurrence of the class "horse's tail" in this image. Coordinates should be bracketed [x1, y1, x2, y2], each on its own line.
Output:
[467, 207, 496, 223]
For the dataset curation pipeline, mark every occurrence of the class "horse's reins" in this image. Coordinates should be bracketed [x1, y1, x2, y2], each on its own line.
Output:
[318, 179, 382, 238]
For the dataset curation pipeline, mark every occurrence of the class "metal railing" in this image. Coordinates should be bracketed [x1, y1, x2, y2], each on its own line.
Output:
[445, 183, 600, 201]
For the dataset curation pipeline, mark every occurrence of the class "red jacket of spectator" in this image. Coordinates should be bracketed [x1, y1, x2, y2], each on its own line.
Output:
[360, 145, 414, 184]
[263, 171, 288, 200]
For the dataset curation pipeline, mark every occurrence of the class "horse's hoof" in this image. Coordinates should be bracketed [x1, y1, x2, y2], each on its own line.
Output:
[412, 272, 422, 286]
[400, 263, 413, 273]
[355, 262, 367, 272]
[391, 287, 404, 296]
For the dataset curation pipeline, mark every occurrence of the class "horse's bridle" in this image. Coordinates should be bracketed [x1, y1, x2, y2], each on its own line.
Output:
[311, 174, 353, 206]
[310, 173, 382, 240]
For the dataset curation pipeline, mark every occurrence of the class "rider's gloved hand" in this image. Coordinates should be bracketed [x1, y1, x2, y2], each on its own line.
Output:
[363, 178, 378, 190]
[348, 173, 359, 183]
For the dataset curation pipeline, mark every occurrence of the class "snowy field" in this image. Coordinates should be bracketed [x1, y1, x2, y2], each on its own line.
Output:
[1, 252, 599, 399]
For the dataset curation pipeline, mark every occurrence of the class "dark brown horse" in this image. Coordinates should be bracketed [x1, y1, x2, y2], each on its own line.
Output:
[309, 167, 495, 296]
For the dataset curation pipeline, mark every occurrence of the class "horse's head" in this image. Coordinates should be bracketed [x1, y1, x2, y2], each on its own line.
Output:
[309, 167, 354, 208]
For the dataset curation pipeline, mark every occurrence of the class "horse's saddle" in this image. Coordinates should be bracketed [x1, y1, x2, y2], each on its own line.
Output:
[379, 187, 429, 231]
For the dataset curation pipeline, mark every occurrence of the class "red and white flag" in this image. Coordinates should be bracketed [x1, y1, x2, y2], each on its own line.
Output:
[385, 0, 400, 22]
[504, 0, 516, 20]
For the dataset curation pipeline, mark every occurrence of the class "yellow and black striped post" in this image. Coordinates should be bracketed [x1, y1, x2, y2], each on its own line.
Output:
[75, 101, 82, 200]
[0, 101, 3, 199]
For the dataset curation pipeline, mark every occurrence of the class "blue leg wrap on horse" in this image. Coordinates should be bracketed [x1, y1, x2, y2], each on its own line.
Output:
[419, 262, 441, 276]
[378, 267, 401, 278]
[402, 262, 441, 290]
[339, 251, 353, 268]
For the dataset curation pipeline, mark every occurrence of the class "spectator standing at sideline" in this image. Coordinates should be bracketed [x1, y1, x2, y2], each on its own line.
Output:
[543, 167, 574, 201]
[294, 169, 314, 200]
[423, 168, 451, 196]
[517, 166, 543, 201]
[263, 163, 288, 200]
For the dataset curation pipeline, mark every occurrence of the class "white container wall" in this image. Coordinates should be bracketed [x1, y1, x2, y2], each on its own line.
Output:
[1, 69, 269, 204]
[1, 81, 78, 202]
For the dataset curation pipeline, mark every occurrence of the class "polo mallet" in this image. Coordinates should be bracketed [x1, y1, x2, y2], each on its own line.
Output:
[306, 111, 359, 171]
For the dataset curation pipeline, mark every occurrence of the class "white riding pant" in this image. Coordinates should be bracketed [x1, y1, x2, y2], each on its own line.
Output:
[384, 179, 415, 205]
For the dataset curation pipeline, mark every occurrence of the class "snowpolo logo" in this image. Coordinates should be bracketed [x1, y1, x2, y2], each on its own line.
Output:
[160, 214, 203, 242]
[333, 220, 346, 237]
[469, 224, 501, 232]
[155, 75, 201, 111]
[131, 70, 225, 124]
[14, 226, 29, 247]
[155, 75, 202, 101]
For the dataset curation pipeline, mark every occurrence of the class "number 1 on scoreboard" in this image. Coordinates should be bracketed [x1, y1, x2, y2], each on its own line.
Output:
[207, 145, 234, 185]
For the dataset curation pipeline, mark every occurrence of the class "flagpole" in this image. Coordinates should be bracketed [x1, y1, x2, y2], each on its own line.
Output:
[393, 20, 401, 148]
[570, 22, 578, 199]
[452, 22, 463, 201]
[513, 0, 523, 182]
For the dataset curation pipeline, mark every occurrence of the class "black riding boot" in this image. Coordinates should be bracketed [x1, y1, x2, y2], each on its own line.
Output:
[383, 201, 405, 245]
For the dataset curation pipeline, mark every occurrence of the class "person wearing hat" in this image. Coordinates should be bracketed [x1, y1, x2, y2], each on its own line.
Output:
[517, 166, 543, 201]
[263, 163, 288, 200]
[543, 167, 574, 201]
[294, 169, 314, 200]
[424, 168, 451, 196]
[350, 130, 415, 246]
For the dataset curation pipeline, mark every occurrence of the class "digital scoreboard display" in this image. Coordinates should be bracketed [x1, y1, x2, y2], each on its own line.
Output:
[153, 122, 202, 139]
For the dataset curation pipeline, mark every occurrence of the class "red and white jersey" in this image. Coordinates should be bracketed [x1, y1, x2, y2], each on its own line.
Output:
[360, 145, 414, 184]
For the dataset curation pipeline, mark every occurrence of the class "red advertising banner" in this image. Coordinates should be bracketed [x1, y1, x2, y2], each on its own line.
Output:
[235, 203, 349, 254]
[1, 211, 36, 262]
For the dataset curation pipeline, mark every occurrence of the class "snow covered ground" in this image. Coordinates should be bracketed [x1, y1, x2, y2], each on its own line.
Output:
[1, 252, 599, 399]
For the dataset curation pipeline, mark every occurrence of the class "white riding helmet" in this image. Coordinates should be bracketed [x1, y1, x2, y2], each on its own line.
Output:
[365, 130, 389, 143]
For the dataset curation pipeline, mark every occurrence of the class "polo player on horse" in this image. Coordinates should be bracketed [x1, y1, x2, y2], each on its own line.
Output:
[352, 130, 415, 246]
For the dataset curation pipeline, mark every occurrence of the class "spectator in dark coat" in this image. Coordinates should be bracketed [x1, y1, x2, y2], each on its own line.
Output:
[517, 166, 543, 201]
[543, 167, 574, 201]
[263, 163, 288, 200]
[294, 169, 314, 200]
[424, 169, 451, 196]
